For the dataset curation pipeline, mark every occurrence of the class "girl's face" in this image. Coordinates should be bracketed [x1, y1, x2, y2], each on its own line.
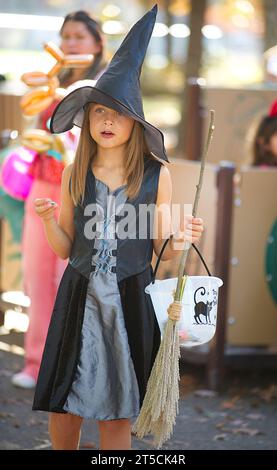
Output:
[60, 21, 102, 55]
[89, 103, 135, 149]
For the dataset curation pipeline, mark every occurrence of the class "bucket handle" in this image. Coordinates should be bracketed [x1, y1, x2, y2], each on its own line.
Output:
[152, 237, 212, 284]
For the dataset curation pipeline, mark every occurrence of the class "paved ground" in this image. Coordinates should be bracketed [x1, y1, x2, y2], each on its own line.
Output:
[0, 330, 277, 451]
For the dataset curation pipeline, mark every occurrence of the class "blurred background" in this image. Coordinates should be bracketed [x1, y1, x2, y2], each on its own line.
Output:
[0, 0, 276, 451]
[1, 0, 277, 155]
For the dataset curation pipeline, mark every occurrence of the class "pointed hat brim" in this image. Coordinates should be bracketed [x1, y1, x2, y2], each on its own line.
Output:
[50, 84, 170, 163]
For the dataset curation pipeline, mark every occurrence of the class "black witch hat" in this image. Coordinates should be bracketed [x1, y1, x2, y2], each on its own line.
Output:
[50, 4, 170, 163]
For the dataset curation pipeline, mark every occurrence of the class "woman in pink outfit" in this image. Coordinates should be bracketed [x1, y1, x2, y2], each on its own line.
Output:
[12, 11, 107, 388]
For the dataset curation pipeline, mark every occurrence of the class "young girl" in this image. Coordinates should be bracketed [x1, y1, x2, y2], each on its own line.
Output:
[32, 5, 204, 450]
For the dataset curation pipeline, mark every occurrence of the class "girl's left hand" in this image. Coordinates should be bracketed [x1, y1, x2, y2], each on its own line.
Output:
[173, 216, 204, 244]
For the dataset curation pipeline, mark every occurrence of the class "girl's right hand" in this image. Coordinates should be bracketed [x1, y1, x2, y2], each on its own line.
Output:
[34, 198, 58, 221]
[167, 301, 183, 321]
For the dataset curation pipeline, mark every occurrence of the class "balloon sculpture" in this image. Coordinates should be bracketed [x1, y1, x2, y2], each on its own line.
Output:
[20, 41, 93, 116]
[0, 42, 90, 202]
[1, 128, 74, 197]
[0, 146, 25, 244]
[1, 146, 37, 201]
[0, 43, 91, 245]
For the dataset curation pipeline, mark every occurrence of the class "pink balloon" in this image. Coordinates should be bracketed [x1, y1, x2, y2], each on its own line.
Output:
[0, 147, 37, 200]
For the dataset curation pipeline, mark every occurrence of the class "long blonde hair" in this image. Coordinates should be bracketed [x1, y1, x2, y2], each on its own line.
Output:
[70, 105, 158, 205]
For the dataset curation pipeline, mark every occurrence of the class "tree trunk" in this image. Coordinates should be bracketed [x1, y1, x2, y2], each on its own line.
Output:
[263, 0, 277, 51]
[164, 0, 173, 65]
[177, 0, 206, 158]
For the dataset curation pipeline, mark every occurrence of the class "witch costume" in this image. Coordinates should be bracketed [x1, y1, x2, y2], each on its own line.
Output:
[32, 4, 171, 419]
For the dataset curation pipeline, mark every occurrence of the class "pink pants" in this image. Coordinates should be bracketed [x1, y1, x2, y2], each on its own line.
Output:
[21, 179, 68, 380]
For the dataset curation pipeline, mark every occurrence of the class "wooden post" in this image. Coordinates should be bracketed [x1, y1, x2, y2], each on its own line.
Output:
[207, 162, 235, 390]
[177, 0, 206, 156]
[184, 79, 204, 161]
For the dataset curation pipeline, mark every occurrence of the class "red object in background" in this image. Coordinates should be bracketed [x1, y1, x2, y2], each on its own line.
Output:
[29, 153, 64, 185]
[268, 100, 277, 117]
[39, 99, 60, 131]
[29, 98, 65, 185]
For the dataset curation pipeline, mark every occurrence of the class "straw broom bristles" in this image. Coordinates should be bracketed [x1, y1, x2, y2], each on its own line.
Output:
[132, 318, 180, 448]
[132, 110, 215, 449]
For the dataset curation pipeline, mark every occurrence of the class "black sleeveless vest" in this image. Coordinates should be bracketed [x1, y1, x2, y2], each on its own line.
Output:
[69, 156, 163, 282]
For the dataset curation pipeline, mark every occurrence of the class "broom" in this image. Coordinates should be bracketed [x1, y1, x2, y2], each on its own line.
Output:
[132, 110, 215, 449]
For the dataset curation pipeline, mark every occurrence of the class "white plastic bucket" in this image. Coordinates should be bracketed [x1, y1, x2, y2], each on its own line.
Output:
[146, 276, 223, 348]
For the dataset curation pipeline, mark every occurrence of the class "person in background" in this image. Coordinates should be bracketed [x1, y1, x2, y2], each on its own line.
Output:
[12, 11, 107, 389]
[252, 99, 277, 167]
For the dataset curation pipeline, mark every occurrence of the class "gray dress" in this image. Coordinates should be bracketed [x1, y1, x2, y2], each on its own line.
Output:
[63, 178, 140, 420]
